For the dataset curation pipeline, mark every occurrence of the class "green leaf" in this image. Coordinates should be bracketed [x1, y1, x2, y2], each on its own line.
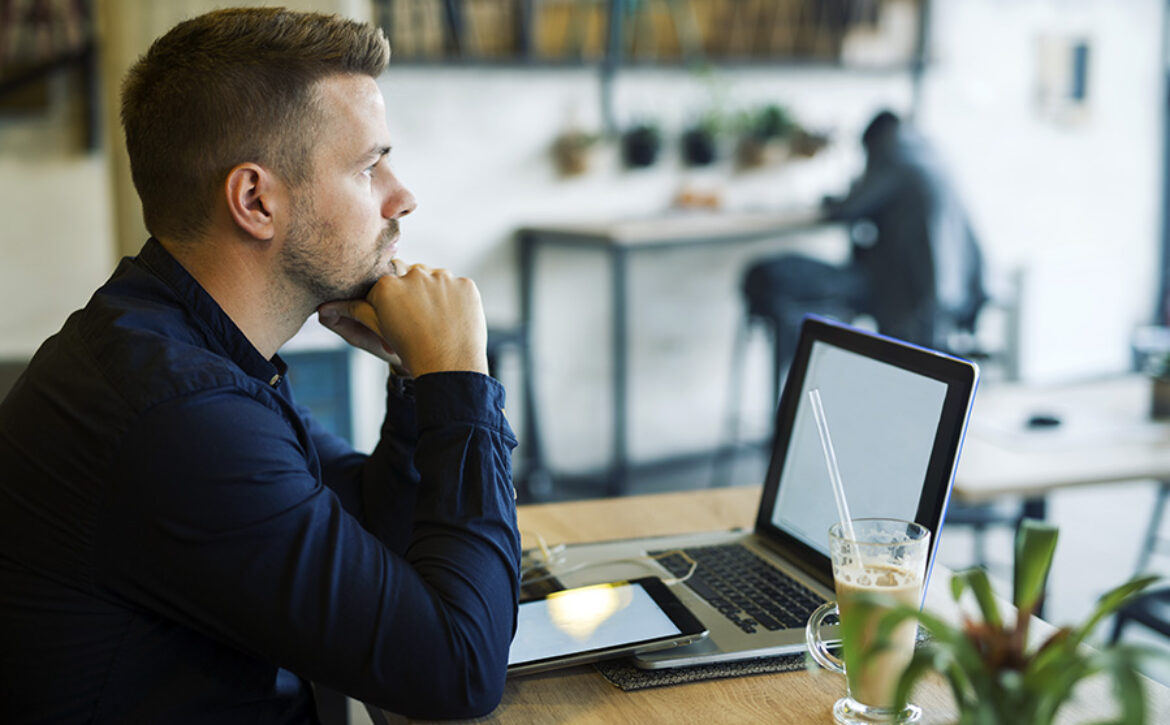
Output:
[1072, 575, 1160, 649]
[1014, 520, 1059, 614]
[1108, 650, 1147, 725]
[954, 568, 1003, 629]
[1082, 645, 1148, 725]
[1028, 656, 1092, 725]
[892, 649, 939, 712]
[867, 601, 988, 696]
[951, 572, 966, 601]
[1026, 626, 1075, 684]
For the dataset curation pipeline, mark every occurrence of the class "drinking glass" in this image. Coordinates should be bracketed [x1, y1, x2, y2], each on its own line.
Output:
[805, 518, 930, 724]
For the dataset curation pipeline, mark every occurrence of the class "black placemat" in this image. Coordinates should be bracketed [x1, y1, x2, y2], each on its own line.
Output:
[594, 630, 932, 691]
[594, 652, 809, 691]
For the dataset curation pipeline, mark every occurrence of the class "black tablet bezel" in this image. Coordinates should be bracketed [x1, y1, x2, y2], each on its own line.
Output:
[507, 576, 709, 677]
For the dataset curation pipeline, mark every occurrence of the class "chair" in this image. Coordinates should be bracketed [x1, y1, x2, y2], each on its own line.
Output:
[486, 326, 551, 501]
[935, 266, 1025, 383]
[1110, 587, 1170, 643]
[933, 266, 1030, 571]
[712, 264, 1024, 492]
[1110, 480, 1170, 643]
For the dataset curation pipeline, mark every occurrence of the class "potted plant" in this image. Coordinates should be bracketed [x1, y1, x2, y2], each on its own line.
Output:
[620, 122, 661, 169]
[551, 128, 599, 177]
[1133, 325, 1170, 419]
[681, 113, 720, 167]
[789, 127, 831, 159]
[735, 103, 795, 169]
[859, 520, 1161, 724]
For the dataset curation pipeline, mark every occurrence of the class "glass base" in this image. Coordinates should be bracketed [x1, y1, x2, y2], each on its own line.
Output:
[833, 697, 922, 724]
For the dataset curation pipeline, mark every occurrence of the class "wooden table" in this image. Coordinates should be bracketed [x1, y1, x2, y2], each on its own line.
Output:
[516, 209, 832, 498]
[376, 486, 1170, 724]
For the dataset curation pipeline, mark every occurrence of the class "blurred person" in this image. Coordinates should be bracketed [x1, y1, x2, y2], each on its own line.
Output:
[743, 109, 986, 379]
[0, 8, 519, 723]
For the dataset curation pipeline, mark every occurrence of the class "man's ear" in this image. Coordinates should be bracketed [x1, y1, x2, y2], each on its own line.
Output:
[224, 162, 282, 241]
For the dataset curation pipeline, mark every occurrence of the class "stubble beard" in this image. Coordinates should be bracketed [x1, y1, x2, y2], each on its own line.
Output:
[282, 197, 399, 307]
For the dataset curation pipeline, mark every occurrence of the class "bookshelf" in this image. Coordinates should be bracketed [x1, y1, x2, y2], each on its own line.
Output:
[0, 0, 98, 150]
[372, 0, 924, 69]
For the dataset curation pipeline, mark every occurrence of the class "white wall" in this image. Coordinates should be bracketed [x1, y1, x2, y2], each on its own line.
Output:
[921, 0, 1163, 381]
[0, 153, 114, 358]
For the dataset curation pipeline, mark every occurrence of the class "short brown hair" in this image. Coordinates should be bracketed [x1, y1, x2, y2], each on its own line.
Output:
[121, 7, 390, 241]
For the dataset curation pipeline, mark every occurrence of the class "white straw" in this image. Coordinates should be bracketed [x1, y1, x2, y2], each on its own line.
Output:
[808, 388, 857, 544]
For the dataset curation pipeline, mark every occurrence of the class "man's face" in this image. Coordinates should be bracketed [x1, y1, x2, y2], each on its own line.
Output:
[281, 74, 416, 303]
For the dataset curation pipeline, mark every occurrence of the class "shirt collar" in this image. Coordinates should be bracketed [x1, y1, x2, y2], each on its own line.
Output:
[137, 238, 287, 386]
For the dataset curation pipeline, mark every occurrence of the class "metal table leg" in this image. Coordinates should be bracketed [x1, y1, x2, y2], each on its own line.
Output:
[517, 232, 551, 500]
[610, 247, 630, 495]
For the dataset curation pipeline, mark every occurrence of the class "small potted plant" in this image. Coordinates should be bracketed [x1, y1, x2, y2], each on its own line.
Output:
[620, 122, 662, 169]
[1133, 325, 1170, 419]
[681, 113, 720, 167]
[789, 127, 831, 159]
[735, 103, 795, 169]
[551, 128, 600, 177]
[859, 521, 1160, 724]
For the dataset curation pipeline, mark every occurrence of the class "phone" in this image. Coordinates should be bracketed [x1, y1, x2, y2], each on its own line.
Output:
[507, 577, 708, 677]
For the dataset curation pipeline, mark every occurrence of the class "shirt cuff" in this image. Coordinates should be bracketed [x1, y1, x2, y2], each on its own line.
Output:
[413, 371, 515, 441]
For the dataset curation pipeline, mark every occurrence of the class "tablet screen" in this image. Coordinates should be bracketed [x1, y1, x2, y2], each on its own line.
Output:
[508, 578, 705, 674]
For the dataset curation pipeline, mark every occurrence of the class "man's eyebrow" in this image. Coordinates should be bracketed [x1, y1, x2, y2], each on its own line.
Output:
[362, 144, 392, 162]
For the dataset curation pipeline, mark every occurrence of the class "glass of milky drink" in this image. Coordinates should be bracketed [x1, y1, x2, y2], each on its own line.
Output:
[805, 518, 930, 724]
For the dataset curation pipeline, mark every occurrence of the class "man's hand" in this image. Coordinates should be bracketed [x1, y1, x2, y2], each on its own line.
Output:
[317, 260, 489, 377]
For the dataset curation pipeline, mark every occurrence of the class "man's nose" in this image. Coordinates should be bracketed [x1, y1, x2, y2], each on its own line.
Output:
[386, 180, 417, 220]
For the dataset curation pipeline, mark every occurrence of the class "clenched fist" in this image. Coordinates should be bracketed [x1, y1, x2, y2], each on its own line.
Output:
[317, 260, 489, 377]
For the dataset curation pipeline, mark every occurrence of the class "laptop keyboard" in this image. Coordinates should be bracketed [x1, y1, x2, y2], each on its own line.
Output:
[650, 544, 826, 635]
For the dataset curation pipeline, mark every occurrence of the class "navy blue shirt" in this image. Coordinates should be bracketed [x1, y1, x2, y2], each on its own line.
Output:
[0, 240, 521, 723]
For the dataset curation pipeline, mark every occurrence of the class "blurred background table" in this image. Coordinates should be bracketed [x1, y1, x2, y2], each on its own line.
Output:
[955, 375, 1170, 573]
[516, 208, 830, 499]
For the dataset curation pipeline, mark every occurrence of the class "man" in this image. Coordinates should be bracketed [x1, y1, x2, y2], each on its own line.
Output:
[743, 110, 986, 383]
[0, 8, 519, 723]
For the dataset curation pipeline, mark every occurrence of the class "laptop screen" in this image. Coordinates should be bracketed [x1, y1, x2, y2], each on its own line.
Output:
[769, 340, 948, 555]
[754, 316, 978, 587]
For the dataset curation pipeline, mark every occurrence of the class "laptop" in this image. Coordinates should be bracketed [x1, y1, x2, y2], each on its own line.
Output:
[527, 315, 979, 669]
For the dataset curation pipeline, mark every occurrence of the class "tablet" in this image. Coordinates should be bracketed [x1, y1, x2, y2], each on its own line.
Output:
[507, 577, 708, 676]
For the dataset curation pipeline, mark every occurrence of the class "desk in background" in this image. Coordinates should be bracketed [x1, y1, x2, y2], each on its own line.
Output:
[372, 486, 1170, 724]
[517, 209, 831, 498]
[954, 374, 1170, 572]
[957, 375, 1170, 502]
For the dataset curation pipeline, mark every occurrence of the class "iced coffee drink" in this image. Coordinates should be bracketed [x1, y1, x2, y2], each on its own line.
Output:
[806, 519, 930, 724]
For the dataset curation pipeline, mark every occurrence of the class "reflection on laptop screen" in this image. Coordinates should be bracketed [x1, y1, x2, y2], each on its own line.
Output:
[770, 339, 948, 555]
